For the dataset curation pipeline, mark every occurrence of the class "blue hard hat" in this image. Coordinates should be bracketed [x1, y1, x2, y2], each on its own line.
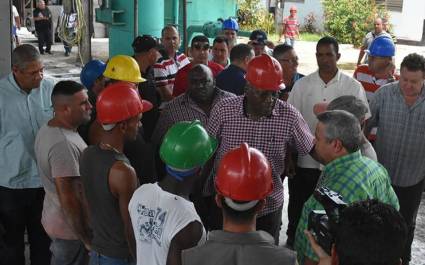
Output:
[367, 36, 395, 57]
[222, 18, 239, 31]
[80, 60, 106, 89]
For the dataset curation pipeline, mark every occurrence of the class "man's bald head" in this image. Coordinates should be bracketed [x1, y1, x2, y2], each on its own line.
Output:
[187, 64, 215, 104]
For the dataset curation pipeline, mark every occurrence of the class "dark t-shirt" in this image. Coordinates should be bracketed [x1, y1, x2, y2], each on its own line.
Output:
[215, 64, 247, 96]
[33, 7, 52, 31]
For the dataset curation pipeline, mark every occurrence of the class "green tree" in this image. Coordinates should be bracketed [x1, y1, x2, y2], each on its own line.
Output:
[237, 0, 275, 34]
[322, 0, 389, 46]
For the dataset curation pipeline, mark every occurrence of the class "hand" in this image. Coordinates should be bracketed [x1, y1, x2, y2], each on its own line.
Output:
[304, 230, 332, 265]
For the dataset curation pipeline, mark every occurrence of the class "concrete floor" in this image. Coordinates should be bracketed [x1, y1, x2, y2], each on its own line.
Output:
[18, 31, 425, 265]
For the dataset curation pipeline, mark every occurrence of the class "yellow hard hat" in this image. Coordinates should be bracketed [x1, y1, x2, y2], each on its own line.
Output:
[103, 55, 146, 83]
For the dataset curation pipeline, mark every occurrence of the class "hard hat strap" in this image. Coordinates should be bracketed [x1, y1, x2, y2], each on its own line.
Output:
[165, 165, 200, 181]
[224, 197, 259, 211]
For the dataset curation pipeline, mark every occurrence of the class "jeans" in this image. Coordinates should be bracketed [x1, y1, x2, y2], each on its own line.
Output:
[50, 238, 88, 265]
[0, 186, 51, 265]
[285, 38, 295, 47]
[89, 251, 135, 265]
[392, 178, 425, 265]
[286, 167, 321, 246]
[36, 28, 52, 53]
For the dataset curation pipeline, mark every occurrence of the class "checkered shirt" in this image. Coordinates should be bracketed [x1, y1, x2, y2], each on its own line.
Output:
[367, 81, 425, 187]
[206, 96, 315, 217]
[294, 151, 399, 264]
[152, 89, 235, 145]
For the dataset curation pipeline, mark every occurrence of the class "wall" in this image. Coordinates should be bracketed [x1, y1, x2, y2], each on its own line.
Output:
[389, 0, 425, 41]
[282, 0, 325, 32]
[0, 0, 12, 78]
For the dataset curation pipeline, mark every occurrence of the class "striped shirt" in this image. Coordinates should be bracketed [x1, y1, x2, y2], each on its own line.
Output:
[151, 89, 235, 145]
[353, 64, 398, 102]
[206, 96, 315, 217]
[153, 52, 190, 95]
[294, 151, 399, 264]
[283, 16, 299, 39]
[367, 81, 425, 187]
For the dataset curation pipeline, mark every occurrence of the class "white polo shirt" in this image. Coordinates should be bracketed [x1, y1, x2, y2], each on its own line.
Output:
[288, 69, 370, 169]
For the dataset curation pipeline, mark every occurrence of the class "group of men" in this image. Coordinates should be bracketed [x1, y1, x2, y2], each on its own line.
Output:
[0, 15, 424, 265]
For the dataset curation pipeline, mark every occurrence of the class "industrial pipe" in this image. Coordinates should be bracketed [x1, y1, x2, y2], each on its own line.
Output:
[173, 0, 179, 26]
[134, 0, 138, 39]
[183, 0, 187, 52]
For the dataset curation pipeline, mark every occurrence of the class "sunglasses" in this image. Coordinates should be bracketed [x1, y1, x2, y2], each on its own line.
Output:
[192, 43, 210, 51]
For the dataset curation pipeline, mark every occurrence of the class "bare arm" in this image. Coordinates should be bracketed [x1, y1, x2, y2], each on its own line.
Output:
[157, 85, 174, 102]
[55, 177, 92, 248]
[357, 47, 366, 66]
[109, 161, 139, 260]
[166, 221, 204, 265]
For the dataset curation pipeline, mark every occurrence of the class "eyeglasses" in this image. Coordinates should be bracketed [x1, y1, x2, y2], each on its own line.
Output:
[278, 57, 298, 64]
[192, 43, 210, 51]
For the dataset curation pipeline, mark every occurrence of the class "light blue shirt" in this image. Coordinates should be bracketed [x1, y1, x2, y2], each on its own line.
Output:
[0, 73, 54, 189]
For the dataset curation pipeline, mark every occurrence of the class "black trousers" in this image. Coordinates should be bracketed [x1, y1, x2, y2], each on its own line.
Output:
[392, 178, 425, 265]
[286, 167, 321, 245]
[0, 186, 51, 265]
[36, 28, 52, 53]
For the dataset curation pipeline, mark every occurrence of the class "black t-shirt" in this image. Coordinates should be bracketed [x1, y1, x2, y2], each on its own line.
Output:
[33, 7, 52, 31]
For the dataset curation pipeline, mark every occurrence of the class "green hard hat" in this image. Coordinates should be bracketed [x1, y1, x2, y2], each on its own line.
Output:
[160, 120, 218, 170]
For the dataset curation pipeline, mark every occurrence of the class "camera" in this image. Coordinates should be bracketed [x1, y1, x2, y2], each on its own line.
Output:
[308, 187, 347, 254]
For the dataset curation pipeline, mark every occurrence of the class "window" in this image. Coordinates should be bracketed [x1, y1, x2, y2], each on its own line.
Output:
[376, 0, 403, 12]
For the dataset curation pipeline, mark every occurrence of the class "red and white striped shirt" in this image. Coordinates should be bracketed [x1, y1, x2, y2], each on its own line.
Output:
[283, 16, 299, 39]
[153, 52, 190, 95]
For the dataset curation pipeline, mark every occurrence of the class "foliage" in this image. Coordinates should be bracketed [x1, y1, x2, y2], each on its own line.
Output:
[237, 0, 276, 35]
[300, 32, 323, 42]
[322, 0, 390, 46]
[302, 12, 319, 34]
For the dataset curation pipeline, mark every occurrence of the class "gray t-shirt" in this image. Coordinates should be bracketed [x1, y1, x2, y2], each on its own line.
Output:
[34, 124, 87, 240]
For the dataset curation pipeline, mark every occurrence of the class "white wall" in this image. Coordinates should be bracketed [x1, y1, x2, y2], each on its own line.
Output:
[282, 0, 325, 32]
[390, 0, 425, 41]
[0, 0, 12, 78]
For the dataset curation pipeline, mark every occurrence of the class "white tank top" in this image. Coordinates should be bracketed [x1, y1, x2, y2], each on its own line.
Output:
[129, 183, 206, 265]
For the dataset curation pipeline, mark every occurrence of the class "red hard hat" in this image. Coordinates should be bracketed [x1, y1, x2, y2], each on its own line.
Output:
[245, 54, 284, 91]
[215, 143, 273, 201]
[96, 81, 153, 124]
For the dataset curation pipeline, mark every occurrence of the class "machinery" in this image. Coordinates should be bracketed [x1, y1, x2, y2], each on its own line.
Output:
[95, 0, 239, 56]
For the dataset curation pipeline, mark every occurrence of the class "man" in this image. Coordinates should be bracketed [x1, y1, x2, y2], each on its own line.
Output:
[33, 0, 52, 55]
[35, 81, 93, 265]
[153, 64, 234, 145]
[222, 18, 239, 49]
[216, 44, 255, 95]
[153, 25, 190, 102]
[78, 59, 107, 143]
[80, 82, 153, 264]
[306, 199, 407, 265]
[132, 35, 162, 141]
[129, 121, 216, 265]
[173, 35, 224, 97]
[249, 29, 273, 56]
[12, 4, 21, 47]
[324, 96, 376, 161]
[281, 6, 300, 47]
[365, 53, 425, 265]
[294, 110, 399, 265]
[357, 17, 391, 65]
[0, 44, 53, 265]
[182, 143, 297, 265]
[211, 36, 230, 68]
[286, 36, 369, 248]
[354, 36, 397, 102]
[273, 43, 304, 100]
[205, 54, 316, 244]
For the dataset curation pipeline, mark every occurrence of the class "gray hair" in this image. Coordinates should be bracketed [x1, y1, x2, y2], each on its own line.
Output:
[12, 44, 41, 70]
[317, 110, 362, 153]
[327, 96, 368, 122]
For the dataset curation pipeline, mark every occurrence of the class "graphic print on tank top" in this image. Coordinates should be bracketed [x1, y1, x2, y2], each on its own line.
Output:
[135, 204, 168, 246]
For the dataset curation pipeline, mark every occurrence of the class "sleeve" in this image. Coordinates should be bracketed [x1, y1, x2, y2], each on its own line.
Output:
[12, 6, 19, 17]
[291, 109, 315, 156]
[351, 79, 371, 119]
[49, 141, 82, 178]
[294, 198, 323, 264]
[153, 64, 171, 88]
[365, 86, 383, 131]
[151, 106, 173, 145]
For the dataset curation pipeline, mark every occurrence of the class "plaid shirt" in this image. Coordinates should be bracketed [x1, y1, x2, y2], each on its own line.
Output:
[294, 151, 399, 264]
[206, 96, 314, 217]
[152, 89, 235, 145]
[367, 81, 425, 187]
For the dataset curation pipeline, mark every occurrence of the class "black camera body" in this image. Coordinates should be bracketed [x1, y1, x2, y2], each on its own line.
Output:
[308, 187, 347, 254]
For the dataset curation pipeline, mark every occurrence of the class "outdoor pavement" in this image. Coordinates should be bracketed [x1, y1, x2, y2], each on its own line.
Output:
[18, 29, 425, 265]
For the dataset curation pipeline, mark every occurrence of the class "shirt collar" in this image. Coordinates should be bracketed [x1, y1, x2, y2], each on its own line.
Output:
[315, 69, 342, 85]
[323, 150, 362, 176]
[8, 73, 27, 94]
[181, 88, 224, 113]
